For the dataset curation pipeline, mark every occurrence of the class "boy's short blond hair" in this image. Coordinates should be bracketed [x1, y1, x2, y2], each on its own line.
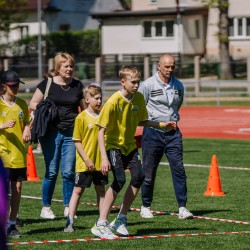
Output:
[119, 66, 141, 81]
[84, 84, 102, 98]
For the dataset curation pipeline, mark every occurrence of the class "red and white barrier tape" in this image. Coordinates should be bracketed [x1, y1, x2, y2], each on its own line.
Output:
[8, 231, 250, 246]
[21, 195, 250, 225]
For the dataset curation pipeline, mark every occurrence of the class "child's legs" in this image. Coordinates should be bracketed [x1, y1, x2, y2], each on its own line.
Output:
[69, 186, 84, 220]
[94, 185, 106, 213]
[7, 167, 26, 222]
[92, 171, 108, 213]
[99, 187, 118, 221]
[9, 181, 22, 221]
[119, 149, 145, 215]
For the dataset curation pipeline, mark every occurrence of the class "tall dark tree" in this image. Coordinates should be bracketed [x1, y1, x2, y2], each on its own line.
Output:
[205, 0, 233, 79]
[0, 0, 28, 40]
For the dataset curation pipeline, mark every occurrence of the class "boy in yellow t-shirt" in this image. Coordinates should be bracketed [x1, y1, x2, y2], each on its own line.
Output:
[91, 66, 176, 239]
[0, 70, 31, 238]
[64, 84, 108, 233]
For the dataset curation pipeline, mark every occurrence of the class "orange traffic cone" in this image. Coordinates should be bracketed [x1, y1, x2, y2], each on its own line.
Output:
[26, 145, 40, 181]
[203, 155, 225, 196]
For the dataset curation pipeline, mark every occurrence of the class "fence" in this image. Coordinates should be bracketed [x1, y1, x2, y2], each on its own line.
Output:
[2, 55, 250, 106]
[101, 79, 250, 107]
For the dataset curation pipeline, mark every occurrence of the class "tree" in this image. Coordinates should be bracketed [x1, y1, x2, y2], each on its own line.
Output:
[0, 0, 28, 40]
[118, 0, 131, 10]
[204, 0, 233, 79]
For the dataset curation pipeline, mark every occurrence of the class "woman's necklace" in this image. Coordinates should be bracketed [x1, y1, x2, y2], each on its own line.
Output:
[60, 85, 70, 91]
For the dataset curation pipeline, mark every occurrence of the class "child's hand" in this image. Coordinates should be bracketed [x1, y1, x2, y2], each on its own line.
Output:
[85, 159, 95, 171]
[101, 159, 110, 175]
[162, 121, 177, 129]
[23, 126, 31, 142]
[2, 120, 16, 129]
[167, 121, 177, 129]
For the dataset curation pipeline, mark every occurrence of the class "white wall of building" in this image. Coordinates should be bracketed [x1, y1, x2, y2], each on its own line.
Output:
[101, 19, 179, 55]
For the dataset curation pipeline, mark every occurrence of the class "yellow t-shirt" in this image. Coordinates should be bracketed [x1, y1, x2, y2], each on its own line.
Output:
[96, 91, 148, 156]
[0, 97, 29, 169]
[73, 110, 101, 172]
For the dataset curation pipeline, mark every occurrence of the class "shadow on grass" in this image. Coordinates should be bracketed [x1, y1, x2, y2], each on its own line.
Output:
[25, 225, 88, 235]
[183, 150, 201, 153]
[135, 227, 200, 236]
[149, 209, 231, 217]
[191, 209, 232, 216]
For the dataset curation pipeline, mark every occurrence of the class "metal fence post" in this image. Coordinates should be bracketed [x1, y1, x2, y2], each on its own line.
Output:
[216, 80, 220, 107]
[3, 59, 9, 71]
[247, 56, 250, 94]
[194, 56, 200, 96]
[95, 57, 101, 84]
[143, 56, 150, 80]
[48, 58, 54, 71]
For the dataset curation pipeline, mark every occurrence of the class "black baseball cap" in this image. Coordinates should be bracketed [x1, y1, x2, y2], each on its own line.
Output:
[0, 70, 25, 85]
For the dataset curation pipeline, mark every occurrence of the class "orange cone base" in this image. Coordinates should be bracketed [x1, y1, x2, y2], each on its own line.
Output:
[203, 191, 225, 196]
[27, 176, 40, 182]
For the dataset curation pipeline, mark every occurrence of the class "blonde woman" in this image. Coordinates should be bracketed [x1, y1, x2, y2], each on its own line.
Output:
[29, 52, 85, 219]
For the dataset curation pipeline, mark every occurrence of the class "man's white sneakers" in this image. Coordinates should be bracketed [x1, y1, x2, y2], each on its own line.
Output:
[140, 206, 154, 218]
[178, 207, 193, 219]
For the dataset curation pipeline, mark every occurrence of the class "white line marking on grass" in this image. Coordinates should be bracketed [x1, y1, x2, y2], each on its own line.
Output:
[7, 231, 250, 246]
[160, 162, 250, 171]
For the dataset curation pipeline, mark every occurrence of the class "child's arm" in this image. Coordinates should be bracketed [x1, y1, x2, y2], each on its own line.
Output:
[22, 125, 31, 142]
[74, 141, 95, 171]
[139, 120, 177, 130]
[98, 127, 110, 176]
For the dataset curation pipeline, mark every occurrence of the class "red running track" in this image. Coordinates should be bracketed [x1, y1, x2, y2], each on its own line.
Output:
[179, 107, 250, 140]
[135, 107, 250, 141]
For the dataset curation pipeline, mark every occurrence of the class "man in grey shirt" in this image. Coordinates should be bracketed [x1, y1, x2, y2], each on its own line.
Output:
[138, 54, 193, 219]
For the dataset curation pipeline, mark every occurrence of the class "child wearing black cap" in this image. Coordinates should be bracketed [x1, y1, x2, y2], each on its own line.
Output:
[0, 70, 31, 238]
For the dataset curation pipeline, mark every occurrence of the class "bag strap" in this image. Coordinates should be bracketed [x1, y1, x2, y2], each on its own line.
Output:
[44, 77, 52, 99]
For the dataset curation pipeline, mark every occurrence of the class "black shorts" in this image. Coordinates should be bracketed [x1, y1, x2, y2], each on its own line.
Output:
[6, 167, 27, 182]
[107, 148, 142, 170]
[74, 171, 108, 188]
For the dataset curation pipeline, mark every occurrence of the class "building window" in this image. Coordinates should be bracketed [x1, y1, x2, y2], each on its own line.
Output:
[155, 21, 163, 36]
[238, 19, 243, 36]
[166, 20, 174, 37]
[59, 24, 70, 31]
[247, 18, 250, 36]
[229, 18, 234, 36]
[20, 26, 29, 39]
[143, 20, 174, 38]
[143, 21, 152, 37]
[229, 17, 250, 37]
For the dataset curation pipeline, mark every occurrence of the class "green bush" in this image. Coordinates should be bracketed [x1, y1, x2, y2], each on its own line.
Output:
[0, 30, 100, 57]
